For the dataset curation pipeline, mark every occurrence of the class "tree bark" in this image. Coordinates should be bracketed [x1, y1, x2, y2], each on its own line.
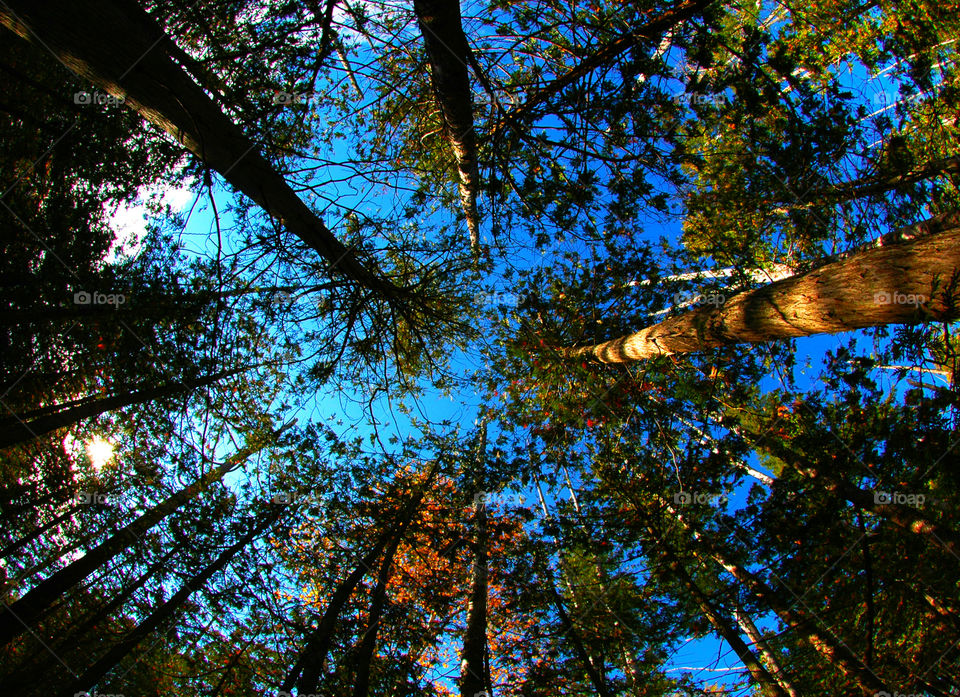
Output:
[413, 0, 481, 257]
[0, 366, 248, 449]
[565, 213, 960, 362]
[0, 425, 287, 648]
[0, 0, 402, 298]
[734, 604, 800, 697]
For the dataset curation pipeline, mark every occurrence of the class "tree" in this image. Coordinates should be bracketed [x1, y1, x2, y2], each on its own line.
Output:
[564, 213, 960, 362]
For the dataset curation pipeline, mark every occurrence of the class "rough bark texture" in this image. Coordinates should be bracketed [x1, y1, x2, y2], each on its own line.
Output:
[566, 214, 960, 362]
[413, 0, 481, 256]
[0, 0, 400, 297]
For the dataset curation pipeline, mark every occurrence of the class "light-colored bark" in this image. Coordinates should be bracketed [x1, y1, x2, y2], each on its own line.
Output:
[413, 0, 481, 257]
[564, 213, 960, 362]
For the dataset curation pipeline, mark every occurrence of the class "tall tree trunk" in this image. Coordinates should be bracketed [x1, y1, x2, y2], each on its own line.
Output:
[652, 534, 790, 697]
[287, 462, 439, 694]
[58, 509, 281, 697]
[660, 501, 889, 695]
[734, 603, 800, 697]
[707, 546, 889, 695]
[565, 213, 960, 362]
[0, 425, 288, 648]
[412, 0, 481, 257]
[0, 0, 402, 298]
[460, 495, 489, 697]
[0, 366, 248, 449]
[351, 518, 408, 697]
[3, 547, 177, 693]
[0, 503, 82, 560]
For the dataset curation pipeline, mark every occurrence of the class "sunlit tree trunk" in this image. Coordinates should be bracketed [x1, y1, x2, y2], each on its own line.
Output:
[413, 0, 481, 257]
[565, 213, 960, 362]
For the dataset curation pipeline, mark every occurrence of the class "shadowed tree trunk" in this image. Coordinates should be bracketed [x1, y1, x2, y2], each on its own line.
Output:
[0, 424, 289, 648]
[0, 0, 404, 298]
[59, 509, 282, 697]
[0, 366, 249, 449]
[287, 462, 439, 695]
[564, 213, 960, 362]
[413, 0, 481, 257]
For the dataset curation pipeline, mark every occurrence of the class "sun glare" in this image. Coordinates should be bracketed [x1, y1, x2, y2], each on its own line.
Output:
[85, 436, 115, 471]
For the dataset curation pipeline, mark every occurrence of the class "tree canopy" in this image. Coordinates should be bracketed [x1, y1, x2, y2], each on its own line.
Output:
[1, 0, 959, 695]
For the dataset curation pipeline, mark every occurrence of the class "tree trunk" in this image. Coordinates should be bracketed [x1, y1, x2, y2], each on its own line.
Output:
[287, 462, 439, 694]
[3, 547, 176, 693]
[0, 425, 287, 648]
[734, 604, 800, 697]
[712, 550, 890, 695]
[565, 213, 960, 362]
[351, 519, 407, 697]
[413, 0, 481, 257]
[460, 496, 489, 697]
[0, 366, 248, 449]
[58, 509, 281, 697]
[0, 0, 401, 298]
[654, 539, 790, 697]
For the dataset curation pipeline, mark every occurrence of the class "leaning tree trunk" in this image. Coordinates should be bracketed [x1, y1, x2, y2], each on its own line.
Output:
[651, 531, 791, 697]
[413, 0, 481, 257]
[287, 461, 439, 694]
[564, 212, 960, 362]
[59, 509, 281, 697]
[0, 0, 401, 298]
[661, 502, 890, 695]
[0, 365, 248, 449]
[709, 544, 891, 696]
[0, 425, 288, 648]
